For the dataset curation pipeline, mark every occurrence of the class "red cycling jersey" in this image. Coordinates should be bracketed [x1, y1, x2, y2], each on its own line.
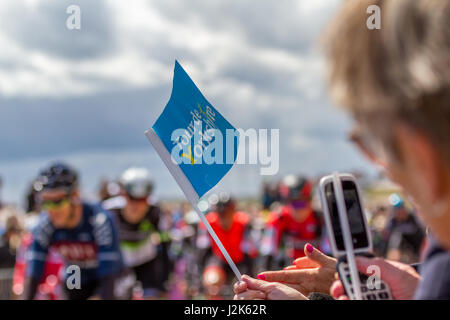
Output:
[268, 205, 320, 259]
[198, 211, 253, 264]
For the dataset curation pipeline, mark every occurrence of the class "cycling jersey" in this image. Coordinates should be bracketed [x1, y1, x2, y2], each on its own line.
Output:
[263, 205, 321, 260]
[14, 233, 64, 300]
[197, 211, 257, 264]
[103, 196, 171, 296]
[103, 197, 164, 267]
[26, 203, 123, 291]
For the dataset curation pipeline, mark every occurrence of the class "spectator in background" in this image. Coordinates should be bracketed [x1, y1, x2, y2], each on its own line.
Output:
[25, 179, 41, 214]
[369, 205, 390, 258]
[98, 179, 121, 202]
[0, 176, 23, 269]
[0, 176, 3, 210]
[261, 182, 279, 210]
[0, 213, 22, 268]
[384, 194, 425, 263]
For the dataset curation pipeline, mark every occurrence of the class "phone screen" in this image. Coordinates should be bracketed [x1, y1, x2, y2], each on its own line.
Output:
[325, 180, 369, 250]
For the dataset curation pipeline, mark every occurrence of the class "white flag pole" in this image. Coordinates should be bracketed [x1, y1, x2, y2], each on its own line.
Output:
[332, 172, 363, 300]
[191, 204, 242, 280]
[145, 128, 242, 281]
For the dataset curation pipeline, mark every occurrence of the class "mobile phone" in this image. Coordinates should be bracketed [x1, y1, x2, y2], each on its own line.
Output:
[319, 173, 392, 300]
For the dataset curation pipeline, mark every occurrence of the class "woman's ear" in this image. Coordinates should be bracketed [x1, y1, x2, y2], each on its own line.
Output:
[395, 124, 446, 205]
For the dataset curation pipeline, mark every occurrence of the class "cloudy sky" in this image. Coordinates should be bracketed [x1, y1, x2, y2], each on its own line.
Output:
[0, 0, 377, 207]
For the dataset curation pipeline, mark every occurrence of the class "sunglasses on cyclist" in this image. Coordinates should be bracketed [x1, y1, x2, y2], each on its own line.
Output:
[41, 196, 71, 210]
[127, 195, 148, 203]
[291, 200, 308, 210]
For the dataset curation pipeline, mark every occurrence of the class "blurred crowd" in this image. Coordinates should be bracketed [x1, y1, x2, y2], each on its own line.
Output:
[0, 164, 427, 300]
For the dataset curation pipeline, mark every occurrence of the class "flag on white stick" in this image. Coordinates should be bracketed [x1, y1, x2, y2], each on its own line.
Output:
[145, 60, 242, 280]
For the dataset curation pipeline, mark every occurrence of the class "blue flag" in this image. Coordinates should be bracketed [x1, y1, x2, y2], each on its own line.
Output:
[146, 61, 239, 201]
[145, 61, 244, 280]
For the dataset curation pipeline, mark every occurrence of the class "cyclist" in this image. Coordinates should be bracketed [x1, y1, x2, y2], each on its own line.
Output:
[167, 203, 202, 299]
[103, 167, 171, 299]
[197, 193, 257, 298]
[261, 175, 322, 269]
[98, 179, 121, 202]
[383, 193, 425, 263]
[0, 176, 3, 210]
[23, 163, 124, 300]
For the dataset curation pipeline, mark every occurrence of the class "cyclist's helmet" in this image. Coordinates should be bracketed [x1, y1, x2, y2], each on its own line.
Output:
[119, 167, 154, 199]
[279, 175, 312, 201]
[35, 162, 79, 193]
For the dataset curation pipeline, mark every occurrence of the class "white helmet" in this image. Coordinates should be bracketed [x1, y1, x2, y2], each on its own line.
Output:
[119, 167, 154, 199]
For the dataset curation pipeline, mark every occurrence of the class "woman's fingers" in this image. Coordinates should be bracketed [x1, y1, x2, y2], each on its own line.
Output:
[233, 279, 248, 294]
[283, 265, 297, 270]
[234, 289, 266, 300]
[257, 268, 315, 284]
[293, 257, 320, 269]
[241, 274, 273, 292]
[304, 243, 336, 267]
[330, 279, 345, 299]
[258, 270, 293, 283]
[233, 276, 267, 300]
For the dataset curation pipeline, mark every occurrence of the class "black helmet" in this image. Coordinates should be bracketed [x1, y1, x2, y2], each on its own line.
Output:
[34, 163, 78, 193]
[280, 175, 312, 200]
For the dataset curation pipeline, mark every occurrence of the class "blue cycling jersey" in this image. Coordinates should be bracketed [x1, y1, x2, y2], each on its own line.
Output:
[26, 202, 123, 284]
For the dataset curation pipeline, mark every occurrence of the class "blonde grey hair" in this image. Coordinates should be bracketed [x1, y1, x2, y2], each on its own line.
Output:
[322, 0, 450, 160]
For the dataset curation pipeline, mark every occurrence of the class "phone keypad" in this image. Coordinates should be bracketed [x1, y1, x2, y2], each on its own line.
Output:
[339, 264, 392, 300]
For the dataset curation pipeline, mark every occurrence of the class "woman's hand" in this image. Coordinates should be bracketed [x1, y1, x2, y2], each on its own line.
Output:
[330, 256, 421, 300]
[256, 244, 337, 296]
[233, 275, 308, 300]
[233, 278, 266, 300]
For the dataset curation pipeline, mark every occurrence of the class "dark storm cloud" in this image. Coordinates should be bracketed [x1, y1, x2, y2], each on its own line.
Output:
[0, 85, 170, 161]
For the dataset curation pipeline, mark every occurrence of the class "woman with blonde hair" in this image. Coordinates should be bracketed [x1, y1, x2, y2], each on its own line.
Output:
[234, 0, 450, 300]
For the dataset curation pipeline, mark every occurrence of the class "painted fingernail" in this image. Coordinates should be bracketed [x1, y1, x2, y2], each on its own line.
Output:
[257, 274, 266, 280]
[306, 243, 314, 253]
